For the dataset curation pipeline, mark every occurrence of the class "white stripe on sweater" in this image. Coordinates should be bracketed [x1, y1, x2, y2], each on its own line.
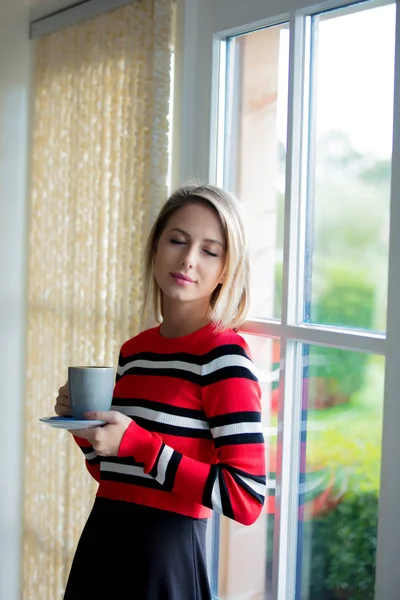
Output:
[117, 353, 258, 379]
[154, 445, 174, 485]
[100, 463, 153, 479]
[211, 421, 263, 439]
[112, 405, 209, 430]
[236, 473, 266, 498]
[211, 476, 223, 514]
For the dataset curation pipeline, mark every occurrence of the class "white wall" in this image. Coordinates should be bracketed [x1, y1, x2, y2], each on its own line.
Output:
[0, 2, 32, 599]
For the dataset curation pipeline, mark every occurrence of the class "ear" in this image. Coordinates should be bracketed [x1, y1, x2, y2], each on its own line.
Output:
[218, 271, 226, 285]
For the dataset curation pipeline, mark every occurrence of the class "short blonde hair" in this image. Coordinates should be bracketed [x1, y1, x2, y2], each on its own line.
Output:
[142, 183, 250, 330]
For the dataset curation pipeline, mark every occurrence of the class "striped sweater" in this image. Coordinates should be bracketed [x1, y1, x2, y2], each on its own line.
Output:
[74, 323, 266, 525]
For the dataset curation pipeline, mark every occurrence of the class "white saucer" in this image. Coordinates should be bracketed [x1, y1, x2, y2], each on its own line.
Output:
[39, 416, 106, 430]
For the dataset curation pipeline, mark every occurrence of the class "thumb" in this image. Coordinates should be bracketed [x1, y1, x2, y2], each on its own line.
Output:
[84, 410, 116, 422]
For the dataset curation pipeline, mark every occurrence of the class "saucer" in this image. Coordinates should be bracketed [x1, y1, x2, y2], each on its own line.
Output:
[39, 416, 106, 430]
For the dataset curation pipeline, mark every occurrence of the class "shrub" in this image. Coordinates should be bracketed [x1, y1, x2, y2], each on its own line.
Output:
[310, 267, 375, 399]
[308, 492, 378, 600]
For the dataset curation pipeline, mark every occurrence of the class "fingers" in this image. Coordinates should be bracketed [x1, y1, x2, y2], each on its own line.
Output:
[55, 381, 71, 416]
[84, 411, 115, 422]
[56, 395, 69, 409]
[58, 382, 69, 399]
[54, 402, 71, 416]
[71, 428, 94, 440]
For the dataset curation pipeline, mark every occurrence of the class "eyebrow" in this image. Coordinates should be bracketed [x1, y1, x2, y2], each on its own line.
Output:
[168, 227, 225, 248]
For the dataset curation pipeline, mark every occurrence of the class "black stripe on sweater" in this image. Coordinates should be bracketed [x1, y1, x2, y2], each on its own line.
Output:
[132, 417, 212, 439]
[112, 397, 208, 420]
[118, 344, 251, 368]
[208, 411, 261, 428]
[214, 432, 265, 449]
[100, 471, 164, 490]
[118, 365, 257, 386]
[163, 451, 182, 492]
[231, 471, 265, 505]
[202, 465, 218, 509]
[149, 444, 165, 479]
[81, 446, 100, 464]
[220, 464, 266, 485]
[219, 470, 235, 520]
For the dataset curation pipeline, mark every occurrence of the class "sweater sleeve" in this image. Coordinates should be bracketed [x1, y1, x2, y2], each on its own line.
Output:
[73, 435, 101, 482]
[118, 341, 266, 526]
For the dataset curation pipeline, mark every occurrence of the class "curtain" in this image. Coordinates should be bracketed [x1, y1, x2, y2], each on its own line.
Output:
[23, 1, 173, 597]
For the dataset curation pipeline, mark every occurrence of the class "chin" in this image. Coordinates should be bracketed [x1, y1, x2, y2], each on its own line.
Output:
[160, 285, 193, 301]
[168, 291, 196, 302]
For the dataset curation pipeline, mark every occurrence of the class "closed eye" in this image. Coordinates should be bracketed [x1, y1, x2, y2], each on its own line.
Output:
[204, 249, 218, 257]
[170, 239, 186, 245]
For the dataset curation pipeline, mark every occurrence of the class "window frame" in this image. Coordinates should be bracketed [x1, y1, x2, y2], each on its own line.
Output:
[174, 0, 400, 598]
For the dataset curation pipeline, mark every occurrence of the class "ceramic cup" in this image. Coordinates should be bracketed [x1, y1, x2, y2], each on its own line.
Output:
[68, 366, 115, 420]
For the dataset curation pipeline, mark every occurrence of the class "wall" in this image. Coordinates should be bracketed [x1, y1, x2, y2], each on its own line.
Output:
[0, 2, 32, 599]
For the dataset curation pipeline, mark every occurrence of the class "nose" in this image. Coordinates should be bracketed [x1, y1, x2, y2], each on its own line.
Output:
[181, 245, 197, 269]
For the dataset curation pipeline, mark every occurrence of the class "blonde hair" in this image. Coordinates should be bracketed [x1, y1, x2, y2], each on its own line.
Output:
[142, 183, 250, 330]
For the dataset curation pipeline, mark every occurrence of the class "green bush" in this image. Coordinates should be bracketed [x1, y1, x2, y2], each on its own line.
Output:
[310, 267, 375, 399]
[272, 263, 376, 400]
[271, 254, 379, 600]
[314, 266, 375, 332]
[308, 492, 378, 600]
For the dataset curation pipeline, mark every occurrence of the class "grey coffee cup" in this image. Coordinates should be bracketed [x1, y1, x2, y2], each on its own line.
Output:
[68, 366, 115, 420]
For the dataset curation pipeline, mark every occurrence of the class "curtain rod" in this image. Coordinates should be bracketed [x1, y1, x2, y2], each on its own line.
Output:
[30, 0, 140, 39]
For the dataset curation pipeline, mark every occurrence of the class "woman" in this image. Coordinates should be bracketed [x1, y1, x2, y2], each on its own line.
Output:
[55, 183, 266, 599]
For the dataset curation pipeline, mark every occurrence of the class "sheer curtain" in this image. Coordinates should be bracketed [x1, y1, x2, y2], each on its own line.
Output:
[23, 1, 174, 597]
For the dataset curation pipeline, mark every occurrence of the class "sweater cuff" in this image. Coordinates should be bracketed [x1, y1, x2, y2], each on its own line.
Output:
[73, 435, 92, 447]
[118, 420, 163, 473]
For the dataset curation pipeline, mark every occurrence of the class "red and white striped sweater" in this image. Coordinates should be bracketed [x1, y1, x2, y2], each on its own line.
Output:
[74, 323, 266, 525]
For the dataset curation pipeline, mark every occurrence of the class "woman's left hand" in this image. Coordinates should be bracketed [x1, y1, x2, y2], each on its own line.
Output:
[72, 411, 132, 456]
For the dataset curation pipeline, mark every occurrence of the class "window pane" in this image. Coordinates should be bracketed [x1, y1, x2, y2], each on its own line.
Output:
[305, 4, 395, 331]
[222, 24, 289, 320]
[216, 333, 278, 599]
[298, 345, 384, 599]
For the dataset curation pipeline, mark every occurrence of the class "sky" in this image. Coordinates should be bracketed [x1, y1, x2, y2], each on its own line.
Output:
[277, 3, 396, 159]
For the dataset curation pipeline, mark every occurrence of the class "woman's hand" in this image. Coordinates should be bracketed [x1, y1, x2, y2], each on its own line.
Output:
[55, 382, 71, 416]
[73, 411, 132, 457]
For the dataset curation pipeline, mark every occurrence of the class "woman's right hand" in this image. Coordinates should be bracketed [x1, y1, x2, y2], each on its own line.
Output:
[55, 382, 72, 416]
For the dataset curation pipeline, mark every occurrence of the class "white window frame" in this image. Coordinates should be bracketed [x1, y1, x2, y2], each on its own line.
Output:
[174, 0, 400, 598]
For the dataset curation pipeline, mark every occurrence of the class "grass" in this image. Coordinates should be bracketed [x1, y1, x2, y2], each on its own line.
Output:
[306, 359, 384, 494]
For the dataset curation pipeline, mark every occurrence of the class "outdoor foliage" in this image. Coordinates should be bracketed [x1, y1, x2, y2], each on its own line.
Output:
[308, 492, 378, 600]
[271, 131, 388, 598]
[311, 266, 375, 398]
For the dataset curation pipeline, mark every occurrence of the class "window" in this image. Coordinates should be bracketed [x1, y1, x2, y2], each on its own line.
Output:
[218, 23, 290, 321]
[176, 0, 398, 598]
[298, 346, 384, 598]
[304, 6, 394, 332]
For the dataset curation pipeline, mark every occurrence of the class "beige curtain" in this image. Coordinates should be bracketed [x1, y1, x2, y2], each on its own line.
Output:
[23, 1, 173, 598]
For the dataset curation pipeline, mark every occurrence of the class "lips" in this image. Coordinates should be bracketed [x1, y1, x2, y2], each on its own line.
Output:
[170, 272, 195, 283]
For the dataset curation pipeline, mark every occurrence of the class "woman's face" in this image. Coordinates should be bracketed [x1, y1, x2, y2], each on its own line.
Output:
[154, 202, 227, 311]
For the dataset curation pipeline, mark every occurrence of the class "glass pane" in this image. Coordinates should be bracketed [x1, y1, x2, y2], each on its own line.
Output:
[216, 333, 278, 599]
[222, 24, 289, 320]
[305, 4, 396, 331]
[298, 344, 384, 599]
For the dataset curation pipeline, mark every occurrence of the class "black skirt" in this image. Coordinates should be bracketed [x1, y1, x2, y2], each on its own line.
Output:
[64, 497, 212, 600]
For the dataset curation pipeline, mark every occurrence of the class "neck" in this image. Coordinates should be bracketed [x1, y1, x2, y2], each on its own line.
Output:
[160, 298, 210, 338]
